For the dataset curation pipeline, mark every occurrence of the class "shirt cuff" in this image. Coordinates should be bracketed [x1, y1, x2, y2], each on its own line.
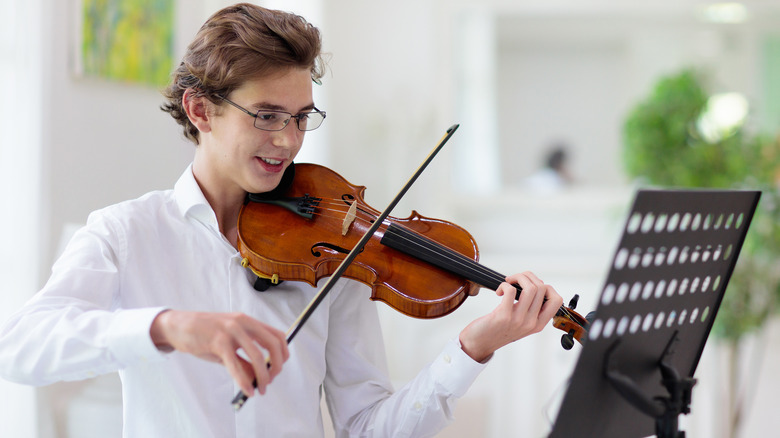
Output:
[428, 338, 489, 398]
[106, 307, 170, 367]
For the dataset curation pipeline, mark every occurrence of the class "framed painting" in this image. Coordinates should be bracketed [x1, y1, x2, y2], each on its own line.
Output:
[75, 0, 175, 87]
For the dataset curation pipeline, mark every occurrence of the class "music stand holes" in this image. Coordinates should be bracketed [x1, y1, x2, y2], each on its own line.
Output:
[691, 246, 701, 263]
[724, 244, 734, 260]
[604, 318, 617, 338]
[702, 246, 711, 262]
[701, 306, 710, 322]
[629, 282, 643, 302]
[679, 309, 688, 325]
[642, 282, 654, 301]
[655, 214, 669, 232]
[627, 213, 642, 234]
[714, 213, 724, 229]
[667, 279, 679, 297]
[713, 245, 722, 260]
[680, 213, 692, 231]
[690, 277, 700, 293]
[642, 313, 654, 332]
[614, 248, 629, 270]
[628, 249, 642, 269]
[616, 283, 630, 303]
[655, 312, 666, 330]
[679, 278, 690, 295]
[589, 319, 603, 341]
[667, 247, 679, 265]
[691, 213, 702, 231]
[642, 250, 654, 268]
[690, 308, 700, 324]
[655, 280, 667, 299]
[713, 275, 722, 291]
[630, 315, 642, 334]
[667, 213, 681, 232]
[667, 311, 677, 327]
[701, 276, 711, 292]
[641, 213, 655, 233]
[725, 213, 735, 229]
[617, 316, 630, 336]
[602, 284, 616, 305]
[655, 249, 666, 266]
[736, 213, 745, 228]
[679, 246, 690, 264]
[703, 213, 713, 230]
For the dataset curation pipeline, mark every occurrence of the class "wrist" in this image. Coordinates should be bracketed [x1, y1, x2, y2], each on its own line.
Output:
[458, 332, 493, 364]
[150, 309, 174, 352]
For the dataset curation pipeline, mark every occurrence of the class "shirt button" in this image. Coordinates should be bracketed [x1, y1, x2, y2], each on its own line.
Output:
[413, 402, 423, 411]
[443, 354, 452, 364]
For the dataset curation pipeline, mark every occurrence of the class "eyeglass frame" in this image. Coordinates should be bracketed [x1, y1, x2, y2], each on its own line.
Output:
[216, 95, 326, 132]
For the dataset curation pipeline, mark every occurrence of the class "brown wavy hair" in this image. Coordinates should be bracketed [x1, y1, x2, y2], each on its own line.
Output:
[161, 3, 325, 144]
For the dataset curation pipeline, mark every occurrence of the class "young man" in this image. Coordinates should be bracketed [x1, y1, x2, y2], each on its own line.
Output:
[0, 4, 562, 437]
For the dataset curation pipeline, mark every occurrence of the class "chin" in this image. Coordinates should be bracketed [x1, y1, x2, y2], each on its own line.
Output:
[249, 174, 284, 194]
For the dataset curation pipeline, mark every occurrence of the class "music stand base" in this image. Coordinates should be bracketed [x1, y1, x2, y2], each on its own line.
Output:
[604, 333, 697, 438]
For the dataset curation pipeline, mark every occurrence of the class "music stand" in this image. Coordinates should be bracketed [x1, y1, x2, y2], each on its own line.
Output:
[549, 189, 761, 438]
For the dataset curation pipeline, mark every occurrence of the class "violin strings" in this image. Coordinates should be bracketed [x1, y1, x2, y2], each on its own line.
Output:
[294, 197, 577, 321]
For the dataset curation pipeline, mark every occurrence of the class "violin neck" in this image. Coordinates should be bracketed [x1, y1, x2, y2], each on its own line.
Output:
[380, 223, 507, 291]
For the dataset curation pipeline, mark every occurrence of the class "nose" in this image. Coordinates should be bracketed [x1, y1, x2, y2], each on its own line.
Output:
[271, 121, 304, 149]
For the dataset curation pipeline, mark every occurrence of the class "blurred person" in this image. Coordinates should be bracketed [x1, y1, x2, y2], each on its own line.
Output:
[525, 143, 574, 192]
[0, 4, 562, 437]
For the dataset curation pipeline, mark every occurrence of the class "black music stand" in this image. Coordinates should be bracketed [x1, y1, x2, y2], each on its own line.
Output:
[549, 189, 761, 438]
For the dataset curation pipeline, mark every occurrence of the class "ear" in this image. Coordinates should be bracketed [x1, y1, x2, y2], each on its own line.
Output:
[182, 89, 212, 134]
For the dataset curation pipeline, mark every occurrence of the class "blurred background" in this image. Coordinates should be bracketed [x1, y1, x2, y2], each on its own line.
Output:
[2, 0, 779, 436]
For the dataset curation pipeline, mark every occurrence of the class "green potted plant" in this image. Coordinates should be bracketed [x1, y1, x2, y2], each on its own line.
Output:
[622, 68, 780, 437]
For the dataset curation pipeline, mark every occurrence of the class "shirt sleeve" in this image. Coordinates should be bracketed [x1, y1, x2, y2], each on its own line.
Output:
[323, 281, 488, 438]
[0, 210, 169, 386]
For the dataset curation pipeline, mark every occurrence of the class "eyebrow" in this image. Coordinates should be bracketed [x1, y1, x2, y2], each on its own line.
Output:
[254, 102, 316, 113]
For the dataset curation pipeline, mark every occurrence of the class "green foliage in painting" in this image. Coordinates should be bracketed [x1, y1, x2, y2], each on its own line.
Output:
[81, 0, 174, 87]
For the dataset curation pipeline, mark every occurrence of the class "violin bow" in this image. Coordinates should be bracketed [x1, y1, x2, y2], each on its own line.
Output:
[231, 124, 460, 410]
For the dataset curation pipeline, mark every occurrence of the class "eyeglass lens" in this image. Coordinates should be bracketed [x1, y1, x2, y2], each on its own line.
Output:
[254, 110, 325, 131]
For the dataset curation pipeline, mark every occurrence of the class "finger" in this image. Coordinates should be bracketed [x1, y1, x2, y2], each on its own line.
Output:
[245, 323, 288, 380]
[218, 342, 257, 397]
[231, 331, 274, 395]
[539, 284, 564, 319]
[497, 281, 522, 309]
[507, 274, 539, 309]
[506, 271, 544, 289]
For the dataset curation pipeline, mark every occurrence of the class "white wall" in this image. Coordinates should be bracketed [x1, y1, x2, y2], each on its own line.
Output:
[0, 1, 44, 436]
[3, 0, 780, 437]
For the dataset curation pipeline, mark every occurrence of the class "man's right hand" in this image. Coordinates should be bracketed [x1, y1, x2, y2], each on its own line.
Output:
[149, 310, 289, 397]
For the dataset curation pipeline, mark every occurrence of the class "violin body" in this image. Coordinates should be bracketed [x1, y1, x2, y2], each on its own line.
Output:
[237, 163, 481, 318]
[237, 163, 589, 345]
[231, 129, 591, 411]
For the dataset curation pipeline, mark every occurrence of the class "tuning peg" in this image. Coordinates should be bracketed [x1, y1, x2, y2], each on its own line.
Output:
[561, 331, 575, 350]
[568, 294, 580, 310]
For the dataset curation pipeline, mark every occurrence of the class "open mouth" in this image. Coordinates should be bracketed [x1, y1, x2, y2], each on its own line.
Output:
[257, 157, 284, 172]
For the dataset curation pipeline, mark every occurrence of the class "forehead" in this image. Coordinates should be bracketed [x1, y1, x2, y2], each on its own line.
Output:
[230, 68, 313, 111]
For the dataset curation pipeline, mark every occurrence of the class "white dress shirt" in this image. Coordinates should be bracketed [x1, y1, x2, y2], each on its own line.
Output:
[0, 166, 487, 437]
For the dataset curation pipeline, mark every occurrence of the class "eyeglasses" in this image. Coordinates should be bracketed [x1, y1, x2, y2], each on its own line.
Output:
[217, 95, 326, 132]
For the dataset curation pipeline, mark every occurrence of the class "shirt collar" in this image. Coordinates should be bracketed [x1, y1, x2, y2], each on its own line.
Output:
[173, 164, 219, 226]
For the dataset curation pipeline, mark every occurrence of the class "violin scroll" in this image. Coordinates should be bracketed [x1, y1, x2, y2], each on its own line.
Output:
[554, 294, 592, 350]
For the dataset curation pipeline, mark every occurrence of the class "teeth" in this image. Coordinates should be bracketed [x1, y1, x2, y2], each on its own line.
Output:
[261, 158, 282, 165]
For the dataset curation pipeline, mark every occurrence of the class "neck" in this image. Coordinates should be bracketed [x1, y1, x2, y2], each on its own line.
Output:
[191, 159, 245, 248]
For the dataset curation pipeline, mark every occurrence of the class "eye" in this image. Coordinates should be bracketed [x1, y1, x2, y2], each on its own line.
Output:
[256, 111, 281, 122]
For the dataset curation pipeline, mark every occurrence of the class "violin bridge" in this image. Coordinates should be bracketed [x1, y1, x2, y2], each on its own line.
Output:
[342, 201, 357, 236]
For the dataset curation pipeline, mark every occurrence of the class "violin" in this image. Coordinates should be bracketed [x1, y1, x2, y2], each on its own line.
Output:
[229, 125, 591, 410]
[236, 163, 590, 347]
